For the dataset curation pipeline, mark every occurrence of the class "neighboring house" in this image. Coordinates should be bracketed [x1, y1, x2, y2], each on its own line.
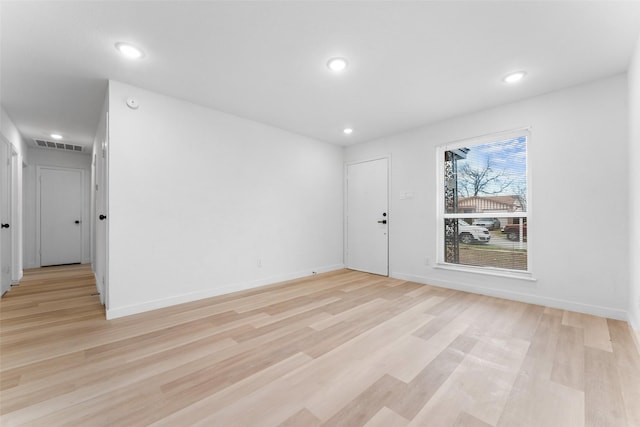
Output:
[458, 195, 524, 213]
[457, 195, 524, 228]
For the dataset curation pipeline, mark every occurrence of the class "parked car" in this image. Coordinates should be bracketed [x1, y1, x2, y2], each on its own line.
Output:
[458, 220, 491, 244]
[502, 223, 527, 241]
[472, 218, 501, 230]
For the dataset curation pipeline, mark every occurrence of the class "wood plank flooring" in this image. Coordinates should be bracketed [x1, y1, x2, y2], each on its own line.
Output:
[1, 265, 639, 426]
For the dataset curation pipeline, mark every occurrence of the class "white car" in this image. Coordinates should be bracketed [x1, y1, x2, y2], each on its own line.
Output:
[458, 220, 491, 244]
[472, 217, 501, 230]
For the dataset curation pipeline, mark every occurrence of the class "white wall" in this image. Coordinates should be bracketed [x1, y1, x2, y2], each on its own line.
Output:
[23, 148, 92, 268]
[629, 37, 640, 330]
[106, 81, 344, 318]
[345, 75, 629, 320]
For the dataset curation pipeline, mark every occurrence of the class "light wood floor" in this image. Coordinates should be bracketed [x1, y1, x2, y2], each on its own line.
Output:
[1, 265, 639, 427]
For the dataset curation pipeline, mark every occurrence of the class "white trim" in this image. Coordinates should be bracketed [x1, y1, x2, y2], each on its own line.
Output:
[12, 270, 23, 284]
[391, 271, 628, 321]
[10, 146, 22, 284]
[36, 166, 87, 267]
[106, 263, 345, 319]
[434, 263, 535, 281]
[441, 212, 527, 219]
[103, 109, 110, 309]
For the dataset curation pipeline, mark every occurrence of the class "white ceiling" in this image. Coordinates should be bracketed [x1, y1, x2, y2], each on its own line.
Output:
[1, 1, 640, 148]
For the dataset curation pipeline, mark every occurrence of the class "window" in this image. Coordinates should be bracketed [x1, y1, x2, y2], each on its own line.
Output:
[438, 131, 530, 274]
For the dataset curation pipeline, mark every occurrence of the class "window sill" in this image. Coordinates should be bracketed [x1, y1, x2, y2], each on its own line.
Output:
[434, 263, 537, 282]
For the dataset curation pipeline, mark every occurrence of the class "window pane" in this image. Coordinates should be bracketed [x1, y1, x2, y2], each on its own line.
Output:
[444, 136, 527, 213]
[443, 216, 527, 271]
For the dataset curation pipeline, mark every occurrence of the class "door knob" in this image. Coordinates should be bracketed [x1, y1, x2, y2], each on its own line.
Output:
[377, 220, 387, 224]
[99, 214, 107, 220]
[1, 223, 9, 229]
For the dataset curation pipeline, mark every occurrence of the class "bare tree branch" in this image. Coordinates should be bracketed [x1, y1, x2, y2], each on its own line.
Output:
[458, 158, 513, 197]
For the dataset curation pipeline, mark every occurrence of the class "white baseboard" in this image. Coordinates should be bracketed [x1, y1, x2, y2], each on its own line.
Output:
[106, 263, 345, 320]
[391, 271, 629, 322]
[11, 269, 23, 285]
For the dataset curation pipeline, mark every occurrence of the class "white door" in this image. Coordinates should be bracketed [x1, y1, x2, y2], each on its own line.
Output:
[346, 158, 389, 276]
[0, 140, 11, 294]
[40, 168, 83, 266]
[94, 130, 109, 306]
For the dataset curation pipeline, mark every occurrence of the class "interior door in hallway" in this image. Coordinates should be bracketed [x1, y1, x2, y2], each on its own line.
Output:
[40, 168, 83, 266]
[346, 158, 389, 276]
[94, 127, 109, 307]
[0, 140, 11, 294]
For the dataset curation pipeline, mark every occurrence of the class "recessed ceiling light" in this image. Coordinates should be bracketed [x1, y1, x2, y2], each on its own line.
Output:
[343, 128, 353, 135]
[327, 57, 348, 72]
[50, 133, 63, 140]
[115, 42, 144, 59]
[503, 71, 527, 84]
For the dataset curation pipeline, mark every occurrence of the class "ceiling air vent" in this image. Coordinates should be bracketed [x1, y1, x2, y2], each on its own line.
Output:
[34, 139, 83, 152]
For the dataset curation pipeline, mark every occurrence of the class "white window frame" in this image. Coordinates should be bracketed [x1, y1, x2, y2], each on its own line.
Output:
[435, 128, 534, 280]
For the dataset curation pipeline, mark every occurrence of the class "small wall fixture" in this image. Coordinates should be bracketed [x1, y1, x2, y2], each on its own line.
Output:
[126, 97, 139, 109]
[327, 57, 348, 72]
